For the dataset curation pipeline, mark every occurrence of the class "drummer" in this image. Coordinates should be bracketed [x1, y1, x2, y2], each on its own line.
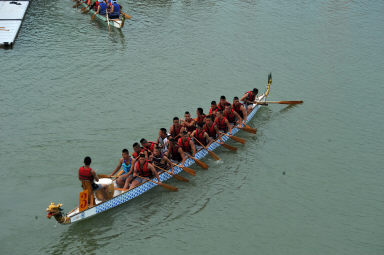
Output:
[78, 156, 108, 207]
[110, 149, 134, 189]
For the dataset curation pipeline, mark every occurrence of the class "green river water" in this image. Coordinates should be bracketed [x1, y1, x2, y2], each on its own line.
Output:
[1, 0, 383, 254]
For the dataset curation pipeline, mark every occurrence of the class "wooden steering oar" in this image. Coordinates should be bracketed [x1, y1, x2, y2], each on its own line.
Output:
[154, 165, 189, 182]
[170, 162, 196, 176]
[258, 100, 303, 105]
[193, 137, 220, 161]
[219, 132, 246, 144]
[138, 176, 178, 192]
[121, 11, 132, 19]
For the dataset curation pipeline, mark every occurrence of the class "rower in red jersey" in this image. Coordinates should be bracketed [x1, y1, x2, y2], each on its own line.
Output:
[191, 123, 212, 148]
[140, 138, 156, 153]
[232, 96, 248, 123]
[181, 111, 196, 135]
[178, 131, 197, 165]
[166, 138, 186, 165]
[240, 88, 259, 114]
[195, 107, 206, 126]
[217, 95, 231, 111]
[224, 104, 243, 125]
[170, 116, 182, 139]
[208, 101, 218, 117]
[129, 154, 162, 189]
[215, 110, 232, 135]
[203, 115, 220, 139]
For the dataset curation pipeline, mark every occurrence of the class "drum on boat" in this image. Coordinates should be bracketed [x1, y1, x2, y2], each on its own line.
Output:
[94, 178, 114, 201]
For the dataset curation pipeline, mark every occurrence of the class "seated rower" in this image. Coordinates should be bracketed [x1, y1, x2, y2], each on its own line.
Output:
[203, 115, 220, 139]
[110, 149, 134, 189]
[78, 156, 107, 207]
[215, 110, 232, 135]
[217, 95, 231, 111]
[108, 0, 120, 19]
[181, 111, 196, 135]
[132, 142, 149, 160]
[240, 88, 259, 114]
[152, 147, 173, 172]
[165, 138, 186, 165]
[208, 101, 218, 118]
[224, 104, 243, 126]
[178, 130, 197, 160]
[195, 107, 206, 126]
[140, 138, 156, 153]
[191, 123, 212, 148]
[170, 116, 182, 139]
[130, 154, 162, 189]
[232, 96, 248, 123]
[157, 128, 169, 154]
[95, 0, 107, 16]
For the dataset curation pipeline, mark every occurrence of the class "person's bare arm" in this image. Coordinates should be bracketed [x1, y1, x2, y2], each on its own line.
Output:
[241, 105, 248, 123]
[110, 158, 123, 176]
[233, 111, 243, 124]
[91, 169, 99, 182]
[189, 140, 196, 156]
[179, 147, 186, 166]
[149, 164, 161, 183]
[225, 119, 232, 134]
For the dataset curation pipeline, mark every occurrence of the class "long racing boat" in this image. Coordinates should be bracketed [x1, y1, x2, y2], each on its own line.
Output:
[74, 1, 128, 29]
[46, 74, 272, 224]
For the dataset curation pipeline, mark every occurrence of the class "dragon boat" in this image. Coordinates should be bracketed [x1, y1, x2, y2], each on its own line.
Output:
[46, 74, 272, 224]
[75, 1, 128, 29]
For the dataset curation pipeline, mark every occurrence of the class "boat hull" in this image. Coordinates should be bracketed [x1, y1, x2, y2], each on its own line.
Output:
[79, 2, 124, 29]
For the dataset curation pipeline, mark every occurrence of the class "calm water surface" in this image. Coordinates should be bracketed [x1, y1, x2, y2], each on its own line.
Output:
[1, 0, 384, 254]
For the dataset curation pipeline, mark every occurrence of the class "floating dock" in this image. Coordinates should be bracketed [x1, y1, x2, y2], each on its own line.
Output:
[0, 0, 31, 48]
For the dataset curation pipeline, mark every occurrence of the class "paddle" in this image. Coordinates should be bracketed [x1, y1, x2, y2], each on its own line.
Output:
[121, 11, 132, 19]
[138, 176, 178, 192]
[91, 13, 96, 20]
[221, 143, 237, 151]
[194, 137, 220, 161]
[170, 162, 196, 176]
[238, 125, 257, 134]
[106, 10, 111, 32]
[155, 165, 189, 182]
[220, 132, 246, 144]
[259, 100, 303, 105]
[186, 154, 209, 169]
[81, 7, 90, 13]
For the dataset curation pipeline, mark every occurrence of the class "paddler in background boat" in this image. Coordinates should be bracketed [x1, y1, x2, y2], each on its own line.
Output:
[166, 138, 186, 164]
[191, 123, 212, 149]
[156, 128, 169, 154]
[181, 111, 196, 135]
[217, 95, 231, 111]
[78, 156, 107, 207]
[95, 0, 107, 16]
[195, 107, 206, 126]
[215, 110, 232, 135]
[86, 0, 99, 11]
[152, 147, 173, 172]
[232, 96, 248, 123]
[170, 117, 182, 139]
[110, 149, 134, 189]
[224, 104, 243, 126]
[130, 154, 162, 189]
[240, 88, 259, 114]
[208, 101, 218, 117]
[178, 131, 197, 163]
[108, 0, 120, 19]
